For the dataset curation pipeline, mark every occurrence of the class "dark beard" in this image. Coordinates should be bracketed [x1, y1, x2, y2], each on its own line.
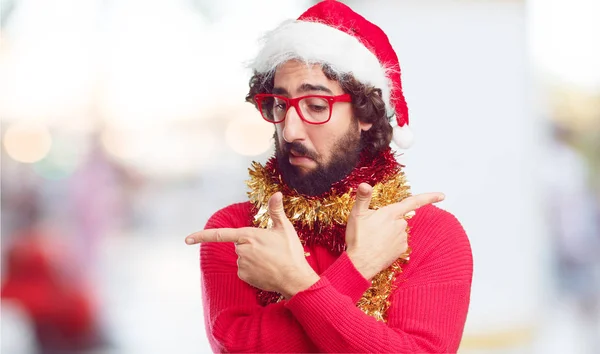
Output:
[274, 124, 364, 196]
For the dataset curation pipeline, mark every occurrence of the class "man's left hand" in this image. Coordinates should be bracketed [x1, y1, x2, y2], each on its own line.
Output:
[185, 193, 319, 299]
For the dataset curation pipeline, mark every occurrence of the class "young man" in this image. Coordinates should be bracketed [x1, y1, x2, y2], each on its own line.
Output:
[185, 1, 473, 352]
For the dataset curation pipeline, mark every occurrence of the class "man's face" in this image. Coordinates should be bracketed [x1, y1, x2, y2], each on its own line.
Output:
[272, 60, 372, 196]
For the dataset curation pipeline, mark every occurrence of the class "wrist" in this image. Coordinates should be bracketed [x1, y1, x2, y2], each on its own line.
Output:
[347, 250, 378, 280]
[280, 267, 320, 300]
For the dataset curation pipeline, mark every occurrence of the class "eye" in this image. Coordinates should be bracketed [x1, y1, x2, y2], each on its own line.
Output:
[308, 104, 327, 112]
[273, 99, 287, 112]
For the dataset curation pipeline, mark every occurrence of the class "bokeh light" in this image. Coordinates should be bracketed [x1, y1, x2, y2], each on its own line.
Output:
[32, 135, 89, 180]
[3, 122, 53, 163]
[225, 104, 273, 156]
[100, 126, 147, 162]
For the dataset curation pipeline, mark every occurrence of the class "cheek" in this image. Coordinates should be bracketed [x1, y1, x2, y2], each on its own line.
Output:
[308, 128, 337, 158]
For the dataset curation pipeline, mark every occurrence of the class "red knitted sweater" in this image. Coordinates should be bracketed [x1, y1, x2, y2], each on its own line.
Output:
[200, 201, 472, 353]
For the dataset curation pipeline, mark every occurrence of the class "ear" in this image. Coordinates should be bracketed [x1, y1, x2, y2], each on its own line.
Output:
[359, 120, 373, 132]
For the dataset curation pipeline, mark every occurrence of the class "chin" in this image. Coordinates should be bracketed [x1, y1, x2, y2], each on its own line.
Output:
[293, 165, 314, 176]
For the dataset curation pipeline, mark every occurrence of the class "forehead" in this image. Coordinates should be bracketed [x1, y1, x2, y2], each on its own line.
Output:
[273, 60, 343, 94]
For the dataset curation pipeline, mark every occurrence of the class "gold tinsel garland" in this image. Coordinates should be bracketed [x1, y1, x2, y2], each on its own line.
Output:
[246, 160, 412, 322]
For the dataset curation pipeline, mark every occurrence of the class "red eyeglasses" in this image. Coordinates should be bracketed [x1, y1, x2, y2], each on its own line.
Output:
[254, 93, 352, 125]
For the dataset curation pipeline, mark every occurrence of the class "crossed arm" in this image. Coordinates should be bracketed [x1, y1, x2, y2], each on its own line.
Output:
[200, 224, 471, 353]
[190, 186, 472, 352]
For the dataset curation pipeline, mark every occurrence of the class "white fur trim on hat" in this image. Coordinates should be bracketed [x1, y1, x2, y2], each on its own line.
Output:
[250, 19, 396, 117]
[393, 124, 414, 149]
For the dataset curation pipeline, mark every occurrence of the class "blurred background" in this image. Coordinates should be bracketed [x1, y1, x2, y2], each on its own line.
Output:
[1, 0, 598, 353]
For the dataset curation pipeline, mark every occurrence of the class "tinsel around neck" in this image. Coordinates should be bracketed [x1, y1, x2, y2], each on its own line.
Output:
[246, 147, 410, 254]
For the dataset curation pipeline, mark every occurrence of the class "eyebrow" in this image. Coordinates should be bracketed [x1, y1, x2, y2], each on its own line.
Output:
[272, 83, 334, 96]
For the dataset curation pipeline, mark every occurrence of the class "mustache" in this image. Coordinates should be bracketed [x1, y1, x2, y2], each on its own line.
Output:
[282, 141, 318, 160]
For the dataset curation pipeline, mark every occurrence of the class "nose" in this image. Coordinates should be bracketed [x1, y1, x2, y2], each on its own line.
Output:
[281, 105, 306, 142]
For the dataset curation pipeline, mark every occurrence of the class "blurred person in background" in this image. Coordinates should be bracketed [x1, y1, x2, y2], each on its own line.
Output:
[1, 227, 104, 353]
[68, 133, 140, 275]
[1, 188, 106, 353]
[186, 1, 473, 353]
[544, 122, 600, 349]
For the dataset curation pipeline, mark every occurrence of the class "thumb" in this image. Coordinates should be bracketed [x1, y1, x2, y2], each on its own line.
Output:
[352, 183, 373, 214]
[267, 192, 290, 229]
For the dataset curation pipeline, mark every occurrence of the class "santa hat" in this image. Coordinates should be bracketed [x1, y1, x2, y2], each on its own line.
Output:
[250, 0, 413, 149]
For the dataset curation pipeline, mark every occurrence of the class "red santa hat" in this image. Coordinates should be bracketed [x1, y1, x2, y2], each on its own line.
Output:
[250, 0, 413, 149]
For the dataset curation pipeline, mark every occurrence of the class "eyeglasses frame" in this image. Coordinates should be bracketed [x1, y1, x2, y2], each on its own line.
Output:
[254, 93, 352, 125]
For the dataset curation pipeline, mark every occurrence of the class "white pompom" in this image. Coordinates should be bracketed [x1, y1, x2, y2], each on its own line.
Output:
[393, 125, 414, 149]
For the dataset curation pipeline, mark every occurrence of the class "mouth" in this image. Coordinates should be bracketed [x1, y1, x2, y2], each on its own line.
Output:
[289, 149, 309, 158]
[288, 149, 315, 167]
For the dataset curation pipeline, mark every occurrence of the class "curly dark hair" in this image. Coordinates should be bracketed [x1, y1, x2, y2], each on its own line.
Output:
[245, 65, 393, 155]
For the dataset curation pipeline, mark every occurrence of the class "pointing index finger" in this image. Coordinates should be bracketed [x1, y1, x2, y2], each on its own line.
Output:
[384, 193, 445, 218]
[185, 228, 242, 245]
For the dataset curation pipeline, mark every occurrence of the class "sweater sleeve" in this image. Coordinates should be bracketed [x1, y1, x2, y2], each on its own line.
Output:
[285, 205, 473, 353]
[320, 251, 372, 303]
[200, 203, 318, 353]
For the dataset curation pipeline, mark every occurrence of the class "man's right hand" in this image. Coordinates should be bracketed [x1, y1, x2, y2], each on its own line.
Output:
[345, 183, 445, 280]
